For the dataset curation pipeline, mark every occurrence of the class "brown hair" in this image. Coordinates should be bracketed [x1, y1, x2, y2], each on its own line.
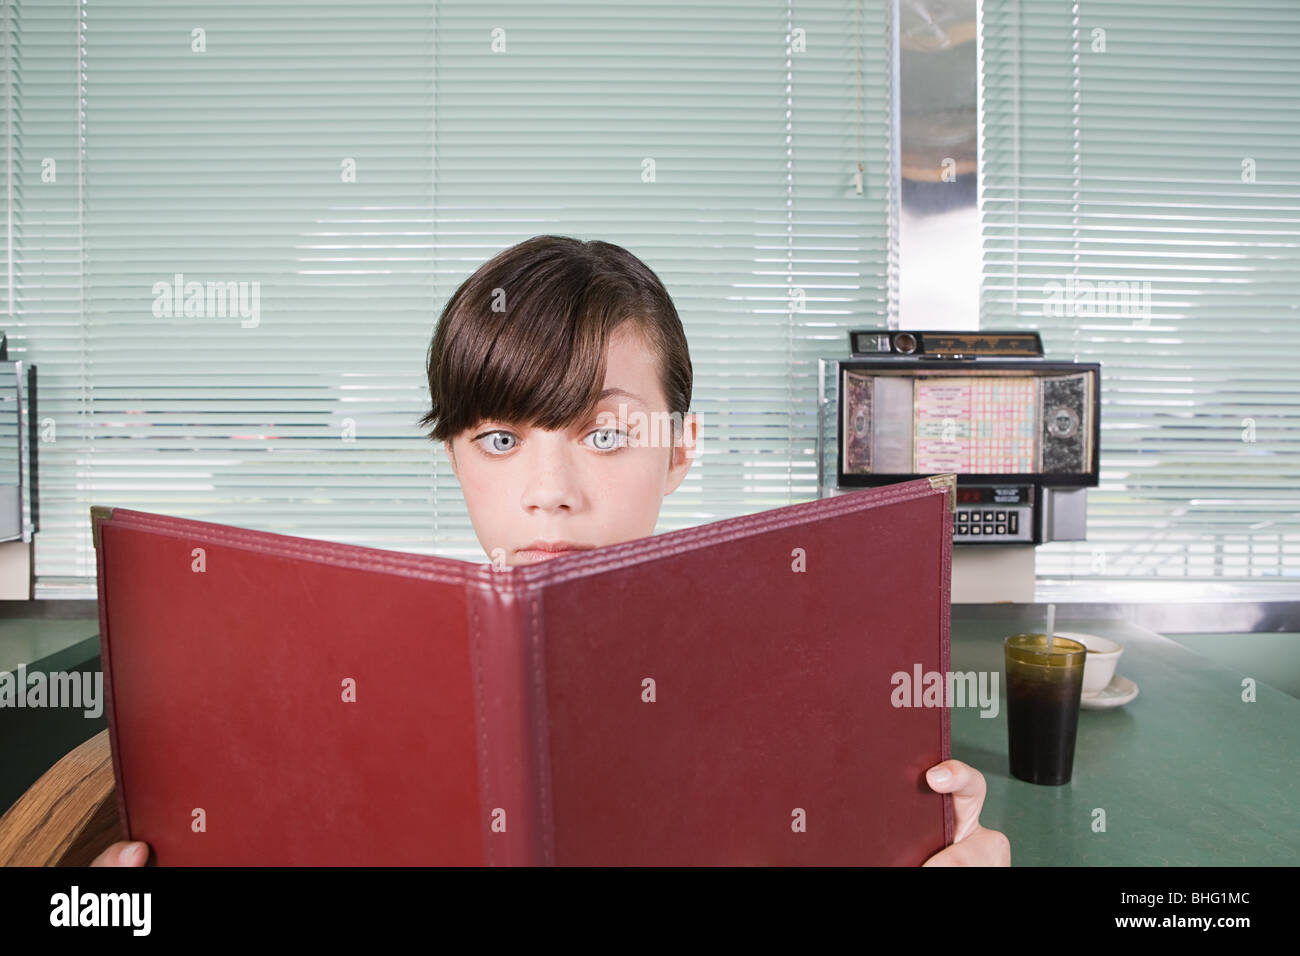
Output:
[418, 234, 692, 446]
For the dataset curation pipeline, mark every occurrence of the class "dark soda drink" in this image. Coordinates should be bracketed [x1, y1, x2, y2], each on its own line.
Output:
[1004, 634, 1087, 785]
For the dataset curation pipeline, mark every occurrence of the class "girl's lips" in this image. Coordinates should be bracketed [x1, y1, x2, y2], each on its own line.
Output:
[515, 548, 586, 563]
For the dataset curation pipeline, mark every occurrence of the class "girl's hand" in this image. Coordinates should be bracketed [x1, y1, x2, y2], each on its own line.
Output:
[922, 759, 1012, 866]
[90, 841, 149, 866]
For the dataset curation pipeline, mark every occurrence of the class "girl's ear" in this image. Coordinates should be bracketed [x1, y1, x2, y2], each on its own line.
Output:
[664, 412, 697, 494]
[443, 440, 458, 479]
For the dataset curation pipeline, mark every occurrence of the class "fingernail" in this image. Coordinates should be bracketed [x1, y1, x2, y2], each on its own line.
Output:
[121, 842, 144, 864]
[928, 767, 951, 784]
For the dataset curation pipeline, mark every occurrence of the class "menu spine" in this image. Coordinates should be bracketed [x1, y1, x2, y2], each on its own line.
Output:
[466, 569, 552, 865]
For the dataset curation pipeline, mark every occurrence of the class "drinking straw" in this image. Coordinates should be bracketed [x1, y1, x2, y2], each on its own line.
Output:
[1045, 603, 1056, 652]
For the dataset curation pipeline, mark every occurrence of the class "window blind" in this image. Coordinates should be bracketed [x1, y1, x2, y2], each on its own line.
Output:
[5, 0, 892, 593]
[981, 0, 1300, 583]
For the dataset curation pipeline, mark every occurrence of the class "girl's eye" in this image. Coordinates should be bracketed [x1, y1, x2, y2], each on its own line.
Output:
[586, 427, 628, 452]
[474, 430, 518, 455]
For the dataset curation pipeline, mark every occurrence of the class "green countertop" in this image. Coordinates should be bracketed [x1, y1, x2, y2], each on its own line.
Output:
[0, 617, 100, 676]
[950, 610, 1299, 865]
[0, 614, 105, 817]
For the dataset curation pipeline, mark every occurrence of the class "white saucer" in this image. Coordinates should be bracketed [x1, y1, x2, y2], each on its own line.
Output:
[1080, 674, 1139, 710]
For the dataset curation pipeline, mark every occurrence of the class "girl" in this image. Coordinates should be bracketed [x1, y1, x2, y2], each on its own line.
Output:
[96, 235, 1009, 867]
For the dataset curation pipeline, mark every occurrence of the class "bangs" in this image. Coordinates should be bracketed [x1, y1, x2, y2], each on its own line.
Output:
[421, 237, 661, 443]
[443, 293, 610, 436]
[420, 234, 689, 446]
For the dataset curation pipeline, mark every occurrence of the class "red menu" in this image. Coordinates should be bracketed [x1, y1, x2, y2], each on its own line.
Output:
[91, 474, 955, 865]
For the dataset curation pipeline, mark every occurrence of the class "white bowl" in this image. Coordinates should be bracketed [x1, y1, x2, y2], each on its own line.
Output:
[1055, 631, 1124, 696]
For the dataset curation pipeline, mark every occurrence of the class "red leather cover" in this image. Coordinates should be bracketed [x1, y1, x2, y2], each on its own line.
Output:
[92, 475, 954, 865]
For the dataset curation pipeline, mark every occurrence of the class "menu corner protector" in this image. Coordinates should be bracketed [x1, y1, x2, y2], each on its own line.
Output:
[89, 505, 114, 551]
[926, 473, 957, 514]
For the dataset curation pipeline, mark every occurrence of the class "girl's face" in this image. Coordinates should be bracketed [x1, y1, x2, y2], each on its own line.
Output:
[444, 323, 697, 567]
